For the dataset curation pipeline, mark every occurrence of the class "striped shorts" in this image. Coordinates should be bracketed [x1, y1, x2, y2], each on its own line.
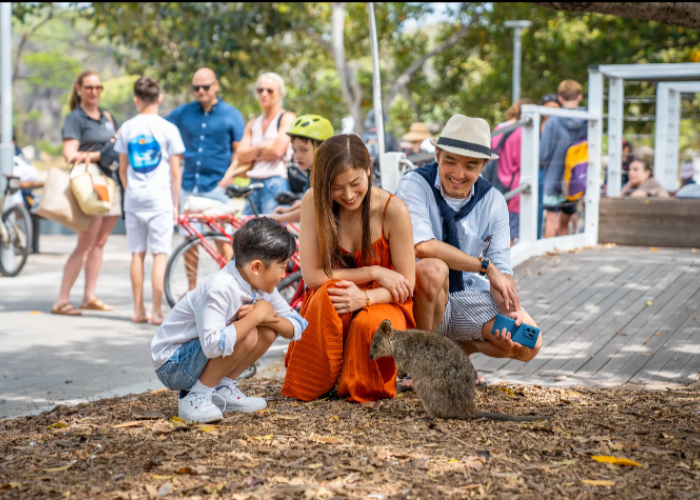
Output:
[436, 290, 500, 342]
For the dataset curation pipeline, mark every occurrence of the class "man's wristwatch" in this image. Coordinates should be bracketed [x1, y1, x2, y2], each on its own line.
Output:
[479, 257, 491, 276]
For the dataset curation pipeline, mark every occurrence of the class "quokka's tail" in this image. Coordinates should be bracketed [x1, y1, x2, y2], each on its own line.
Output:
[475, 411, 552, 422]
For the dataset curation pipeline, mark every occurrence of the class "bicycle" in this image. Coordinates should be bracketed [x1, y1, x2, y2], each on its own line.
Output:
[0, 175, 32, 277]
[164, 183, 305, 313]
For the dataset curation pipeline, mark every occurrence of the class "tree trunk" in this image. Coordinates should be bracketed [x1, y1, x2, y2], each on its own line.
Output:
[383, 12, 481, 114]
[331, 3, 364, 134]
[532, 2, 700, 30]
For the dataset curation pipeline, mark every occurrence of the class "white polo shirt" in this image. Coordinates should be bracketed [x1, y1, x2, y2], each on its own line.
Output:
[395, 171, 512, 294]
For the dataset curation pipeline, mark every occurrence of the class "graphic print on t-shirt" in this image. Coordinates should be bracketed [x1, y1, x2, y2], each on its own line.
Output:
[128, 135, 162, 174]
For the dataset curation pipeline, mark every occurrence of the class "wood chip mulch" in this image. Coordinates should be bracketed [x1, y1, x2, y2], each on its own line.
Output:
[1, 379, 699, 499]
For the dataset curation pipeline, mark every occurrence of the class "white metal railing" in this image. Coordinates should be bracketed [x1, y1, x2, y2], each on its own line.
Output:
[512, 102, 602, 267]
[378, 63, 700, 269]
[378, 105, 602, 268]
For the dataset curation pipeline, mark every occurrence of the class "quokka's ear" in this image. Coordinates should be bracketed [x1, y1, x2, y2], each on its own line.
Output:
[379, 319, 392, 335]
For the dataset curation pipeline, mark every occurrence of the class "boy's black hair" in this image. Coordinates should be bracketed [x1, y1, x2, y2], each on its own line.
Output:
[134, 76, 160, 104]
[290, 135, 323, 148]
[232, 217, 296, 267]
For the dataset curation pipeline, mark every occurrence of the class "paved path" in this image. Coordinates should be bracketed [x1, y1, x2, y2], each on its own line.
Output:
[0, 235, 286, 420]
[474, 245, 700, 390]
[1, 236, 697, 419]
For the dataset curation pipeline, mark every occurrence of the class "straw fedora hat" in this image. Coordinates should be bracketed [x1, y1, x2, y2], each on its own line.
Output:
[402, 122, 432, 142]
[429, 115, 499, 161]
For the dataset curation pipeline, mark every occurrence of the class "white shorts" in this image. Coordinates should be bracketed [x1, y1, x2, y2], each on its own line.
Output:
[436, 290, 500, 342]
[125, 210, 173, 255]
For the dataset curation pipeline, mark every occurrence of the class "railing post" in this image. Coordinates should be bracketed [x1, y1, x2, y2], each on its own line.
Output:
[519, 105, 540, 245]
[586, 69, 604, 245]
[0, 3, 14, 271]
[379, 152, 405, 194]
[606, 77, 624, 196]
[665, 88, 681, 192]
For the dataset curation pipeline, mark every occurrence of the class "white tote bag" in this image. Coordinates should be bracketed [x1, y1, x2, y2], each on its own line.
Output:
[69, 154, 116, 216]
[36, 167, 92, 233]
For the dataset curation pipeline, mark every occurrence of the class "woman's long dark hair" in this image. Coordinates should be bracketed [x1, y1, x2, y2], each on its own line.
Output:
[69, 70, 99, 111]
[312, 134, 374, 277]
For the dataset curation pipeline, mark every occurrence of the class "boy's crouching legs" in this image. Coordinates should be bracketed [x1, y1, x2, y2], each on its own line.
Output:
[205, 326, 277, 414]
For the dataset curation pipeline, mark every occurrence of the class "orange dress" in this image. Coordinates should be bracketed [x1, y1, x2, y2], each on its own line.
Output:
[282, 196, 415, 403]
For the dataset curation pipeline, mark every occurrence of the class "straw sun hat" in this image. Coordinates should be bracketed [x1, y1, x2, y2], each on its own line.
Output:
[429, 115, 499, 161]
[402, 122, 433, 143]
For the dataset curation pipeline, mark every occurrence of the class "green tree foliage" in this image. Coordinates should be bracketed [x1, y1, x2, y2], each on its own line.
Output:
[87, 2, 474, 135]
[434, 3, 700, 128]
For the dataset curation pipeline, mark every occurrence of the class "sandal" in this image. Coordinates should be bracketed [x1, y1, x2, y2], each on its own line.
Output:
[51, 302, 83, 316]
[397, 375, 414, 393]
[475, 370, 487, 387]
[81, 298, 114, 311]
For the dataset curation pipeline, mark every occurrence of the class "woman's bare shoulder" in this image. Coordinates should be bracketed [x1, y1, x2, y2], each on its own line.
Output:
[384, 194, 410, 223]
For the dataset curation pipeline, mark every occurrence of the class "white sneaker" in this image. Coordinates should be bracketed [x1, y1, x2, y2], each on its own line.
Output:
[178, 391, 224, 423]
[214, 380, 267, 413]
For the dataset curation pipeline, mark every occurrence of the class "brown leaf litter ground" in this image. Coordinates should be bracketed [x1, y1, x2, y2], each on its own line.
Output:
[1, 380, 699, 499]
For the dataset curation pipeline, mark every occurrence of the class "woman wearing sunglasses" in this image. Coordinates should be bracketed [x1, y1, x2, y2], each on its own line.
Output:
[235, 72, 296, 215]
[52, 71, 121, 316]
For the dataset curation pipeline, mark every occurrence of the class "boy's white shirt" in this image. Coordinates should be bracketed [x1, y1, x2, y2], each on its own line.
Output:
[113, 114, 185, 213]
[151, 261, 308, 370]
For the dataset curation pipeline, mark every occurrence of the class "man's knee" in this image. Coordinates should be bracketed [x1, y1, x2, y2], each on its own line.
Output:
[518, 312, 541, 361]
[415, 259, 449, 298]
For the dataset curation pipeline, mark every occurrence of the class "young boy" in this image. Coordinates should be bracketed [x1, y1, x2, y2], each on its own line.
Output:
[272, 114, 333, 223]
[151, 218, 308, 423]
[116, 77, 185, 325]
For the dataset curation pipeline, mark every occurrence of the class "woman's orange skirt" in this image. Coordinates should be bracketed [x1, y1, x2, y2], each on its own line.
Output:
[282, 280, 414, 403]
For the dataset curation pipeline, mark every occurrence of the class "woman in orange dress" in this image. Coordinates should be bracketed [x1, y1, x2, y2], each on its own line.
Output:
[282, 134, 416, 403]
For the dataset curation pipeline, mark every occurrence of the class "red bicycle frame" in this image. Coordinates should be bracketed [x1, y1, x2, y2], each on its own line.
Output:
[178, 213, 305, 309]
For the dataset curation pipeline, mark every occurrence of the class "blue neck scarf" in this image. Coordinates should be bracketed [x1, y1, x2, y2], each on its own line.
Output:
[414, 161, 492, 293]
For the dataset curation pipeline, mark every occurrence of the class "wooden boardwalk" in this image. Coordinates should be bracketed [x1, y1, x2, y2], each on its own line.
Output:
[473, 245, 700, 390]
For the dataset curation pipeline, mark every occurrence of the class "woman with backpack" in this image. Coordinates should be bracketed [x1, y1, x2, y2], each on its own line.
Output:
[489, 99, 532, 244]
[235, 72, 296, 215]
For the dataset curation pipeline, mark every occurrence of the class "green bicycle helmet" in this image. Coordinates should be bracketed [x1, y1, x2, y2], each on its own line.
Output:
[287, 114, 334, 143]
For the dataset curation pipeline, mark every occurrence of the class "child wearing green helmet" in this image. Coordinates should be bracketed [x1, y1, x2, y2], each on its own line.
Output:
[272, 114, 333, 223]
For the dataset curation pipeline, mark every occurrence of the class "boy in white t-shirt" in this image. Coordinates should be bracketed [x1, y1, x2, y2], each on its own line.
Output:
[116, 76, 186, 325]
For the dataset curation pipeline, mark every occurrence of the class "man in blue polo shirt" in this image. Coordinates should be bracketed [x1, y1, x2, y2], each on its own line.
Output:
[167, 67, 245, 210]
[396, 115, 541, 380]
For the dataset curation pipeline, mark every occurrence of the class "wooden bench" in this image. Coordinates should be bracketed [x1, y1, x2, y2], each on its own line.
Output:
[599, 197, 700, 247]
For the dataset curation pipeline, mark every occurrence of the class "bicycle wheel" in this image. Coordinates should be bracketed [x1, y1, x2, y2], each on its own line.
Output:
[165, 233, 231, 308]
[276, 270, 304, 311]
[238, 364, 257, 380]
[0, 205, 32, 277]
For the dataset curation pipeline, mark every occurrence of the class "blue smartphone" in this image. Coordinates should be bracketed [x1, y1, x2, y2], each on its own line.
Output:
[491, 313, 540, 349]
[492, 314, 516, 335]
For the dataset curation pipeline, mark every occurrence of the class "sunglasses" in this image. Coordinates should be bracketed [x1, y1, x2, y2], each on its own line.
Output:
[256, 87, 275, 95]
[191, 82, 215, 92]
[541, 94, 558, 104]
[82, 85, 103, 92]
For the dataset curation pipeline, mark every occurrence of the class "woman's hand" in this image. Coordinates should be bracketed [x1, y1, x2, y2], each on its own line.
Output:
[373, 267, 413, 303]
[218, 176, 234, 189]
[328, 280, 367, 315]
[67, 151, 84, 164]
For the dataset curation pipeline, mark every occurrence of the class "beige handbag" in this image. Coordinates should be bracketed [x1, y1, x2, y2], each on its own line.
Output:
[36, 167, 92, 233]
[69, 154, 117, 216]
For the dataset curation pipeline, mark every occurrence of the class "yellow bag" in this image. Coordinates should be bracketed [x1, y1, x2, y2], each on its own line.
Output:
[69, 154, 116, 216]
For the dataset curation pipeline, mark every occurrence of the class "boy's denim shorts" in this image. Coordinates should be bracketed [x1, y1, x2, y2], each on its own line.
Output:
[156, 338, 209, 398]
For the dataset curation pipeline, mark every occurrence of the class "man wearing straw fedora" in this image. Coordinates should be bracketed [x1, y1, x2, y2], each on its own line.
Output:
[396, 115, 541, 377]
